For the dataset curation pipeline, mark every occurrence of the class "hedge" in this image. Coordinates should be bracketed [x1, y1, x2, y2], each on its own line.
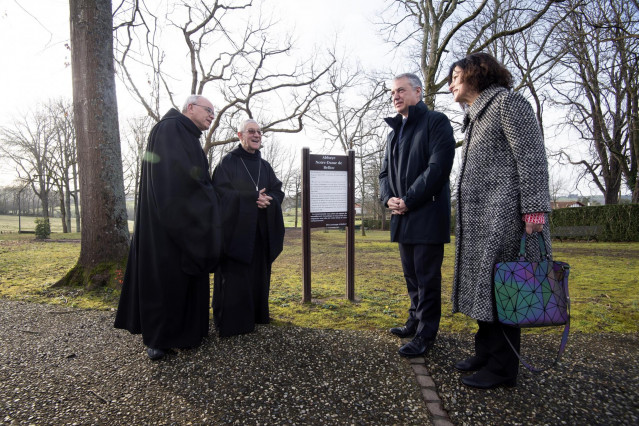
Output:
[362, 219, 385, 230]
[366, 204, 639, 241]
[550, 204, 639, 242]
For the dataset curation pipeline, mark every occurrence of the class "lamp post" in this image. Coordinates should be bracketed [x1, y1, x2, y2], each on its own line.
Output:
[17, 181, 30, 234]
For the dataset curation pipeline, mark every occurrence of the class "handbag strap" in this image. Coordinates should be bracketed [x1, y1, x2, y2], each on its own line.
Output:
[501, 266, 571, 373]
[518, 232, 550, 261]
[502, 320, 570, 373]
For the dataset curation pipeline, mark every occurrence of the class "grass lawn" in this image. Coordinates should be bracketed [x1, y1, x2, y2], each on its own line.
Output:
[1, 219, 637, 334]
[0, 214, 135, 234]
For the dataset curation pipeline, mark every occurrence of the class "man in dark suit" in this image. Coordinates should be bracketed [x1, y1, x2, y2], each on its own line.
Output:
[379, 73, 455, 357]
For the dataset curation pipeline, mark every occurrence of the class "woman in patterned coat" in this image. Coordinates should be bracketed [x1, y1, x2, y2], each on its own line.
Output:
[447, 52, 551, 389]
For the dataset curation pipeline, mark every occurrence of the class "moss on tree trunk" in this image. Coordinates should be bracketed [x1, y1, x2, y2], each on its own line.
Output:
[54, 258, 127, 290]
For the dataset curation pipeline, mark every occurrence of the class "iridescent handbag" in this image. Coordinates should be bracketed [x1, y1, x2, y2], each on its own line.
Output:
[494, 233, 570, 372]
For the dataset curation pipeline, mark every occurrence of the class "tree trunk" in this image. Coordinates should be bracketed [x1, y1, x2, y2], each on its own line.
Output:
[294, 191, 299, 229]
[58, 0, 129, 288]
[41, 195, 49, 219]
[58, 186, 68, 233]
[64, 178, 72, 232]
[630, 88, 639, 203]
[72, 162, 81, 232]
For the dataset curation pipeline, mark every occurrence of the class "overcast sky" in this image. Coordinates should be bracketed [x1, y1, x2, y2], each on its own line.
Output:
[0, 0, 614, 197]
[0, 0, 394, 185]
[0, 0, 391, 116]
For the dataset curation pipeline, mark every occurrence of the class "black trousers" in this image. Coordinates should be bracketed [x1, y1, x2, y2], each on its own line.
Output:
[475, 320, 521, 379]
[398, 243, 444, 340]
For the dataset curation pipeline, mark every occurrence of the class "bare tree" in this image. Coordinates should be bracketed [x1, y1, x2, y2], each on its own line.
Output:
[451, 0, 583, 134]
[57, 0, 130, 288]
[549, 0, 639, 204]
[549, 165, 569, 206]
[0, 184, 42, 225]
[0, 185, 27, 216]
[47, 99, 78, 233]
[121, 115, 154, 224]
[0, 186, 11, 214]
[113, 0, 336, 154]
[362, 127, 392, 230]
[286, 168, 302, 229]
[261, 136, 299, 197]
[378, 0, 563, 109]
[0, 107, 56, 222]
[315, 62, 390, 235]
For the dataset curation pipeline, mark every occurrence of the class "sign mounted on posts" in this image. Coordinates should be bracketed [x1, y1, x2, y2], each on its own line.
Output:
[309, 154, 348, 228]
[302, 148, 355, 302]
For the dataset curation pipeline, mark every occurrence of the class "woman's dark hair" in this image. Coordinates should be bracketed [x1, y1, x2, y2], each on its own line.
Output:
[447, 52, 513, 93]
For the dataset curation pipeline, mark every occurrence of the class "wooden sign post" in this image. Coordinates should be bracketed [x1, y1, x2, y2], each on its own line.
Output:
[301, 148, 355, 302]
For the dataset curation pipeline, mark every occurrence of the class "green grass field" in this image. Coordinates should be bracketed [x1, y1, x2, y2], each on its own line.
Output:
[0, 214, 135, 234]
[0, 212, 327, 234]
[1, 214, 637, 334]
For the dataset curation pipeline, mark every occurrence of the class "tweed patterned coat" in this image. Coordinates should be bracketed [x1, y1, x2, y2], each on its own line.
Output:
[451, 85, 551, 322]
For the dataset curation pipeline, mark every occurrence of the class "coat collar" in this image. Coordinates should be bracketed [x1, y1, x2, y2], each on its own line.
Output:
[230, 143, 262, 160]
[161, 108, 203, 138]
[462, 85, 508, 132]
[384, 100, 429, 131]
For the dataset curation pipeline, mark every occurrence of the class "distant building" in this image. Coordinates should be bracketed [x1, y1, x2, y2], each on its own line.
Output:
[551, 201, 585, 209]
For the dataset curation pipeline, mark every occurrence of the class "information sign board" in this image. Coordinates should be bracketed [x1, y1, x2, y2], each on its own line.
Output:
[309, 154, 348, 228]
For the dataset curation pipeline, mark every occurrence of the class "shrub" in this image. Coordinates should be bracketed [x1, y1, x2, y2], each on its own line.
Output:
[362, 219, 382, 229]
[34, 218, 51, 240]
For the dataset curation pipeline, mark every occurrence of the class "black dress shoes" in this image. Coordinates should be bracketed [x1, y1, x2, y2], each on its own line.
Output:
[461, 369, 517, 389]
[398, 335, 433, 358]
[146, 347, 166, 360]
[454, 356, 488, 372]
[389, 325, 416, 338]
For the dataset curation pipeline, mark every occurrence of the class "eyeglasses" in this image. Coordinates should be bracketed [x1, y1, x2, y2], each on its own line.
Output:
[192, 104, 215, 116]
[244, 129, 263, 136]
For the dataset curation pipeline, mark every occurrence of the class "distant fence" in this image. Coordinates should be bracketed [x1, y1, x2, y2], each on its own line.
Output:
[0, 230, 35, 234]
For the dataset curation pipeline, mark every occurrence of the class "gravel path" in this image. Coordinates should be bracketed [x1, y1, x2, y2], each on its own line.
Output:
[0, 300, 428, 425]
[1, 299, 637, 425]
[426, 332, 639, 425]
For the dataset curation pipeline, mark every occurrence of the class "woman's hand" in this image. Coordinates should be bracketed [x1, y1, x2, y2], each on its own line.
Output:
[525, 221, 543, 234]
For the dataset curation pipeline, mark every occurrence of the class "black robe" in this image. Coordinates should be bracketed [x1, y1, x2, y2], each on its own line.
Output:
[212, 144, 285, 337]
[114, 109, 221, 349]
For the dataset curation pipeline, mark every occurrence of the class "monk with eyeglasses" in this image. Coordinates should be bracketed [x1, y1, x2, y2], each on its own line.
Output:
[115, 95, 221, 360]
[211, 119, 285, 337]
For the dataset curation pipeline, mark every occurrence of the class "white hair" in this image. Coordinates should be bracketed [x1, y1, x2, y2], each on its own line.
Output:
[238, 118, 260, 133]
[182, 95, 205, 113]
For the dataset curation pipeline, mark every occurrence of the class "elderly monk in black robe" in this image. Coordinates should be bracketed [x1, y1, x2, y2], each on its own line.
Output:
[115, 95, 221, 360]
[212, 119, 285, 337]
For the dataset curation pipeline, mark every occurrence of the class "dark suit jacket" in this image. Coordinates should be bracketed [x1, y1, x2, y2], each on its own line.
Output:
[379, 101, 455, 244]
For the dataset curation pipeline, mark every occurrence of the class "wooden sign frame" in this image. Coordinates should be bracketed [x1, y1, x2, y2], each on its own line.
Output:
[301, 148, 355, 302]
